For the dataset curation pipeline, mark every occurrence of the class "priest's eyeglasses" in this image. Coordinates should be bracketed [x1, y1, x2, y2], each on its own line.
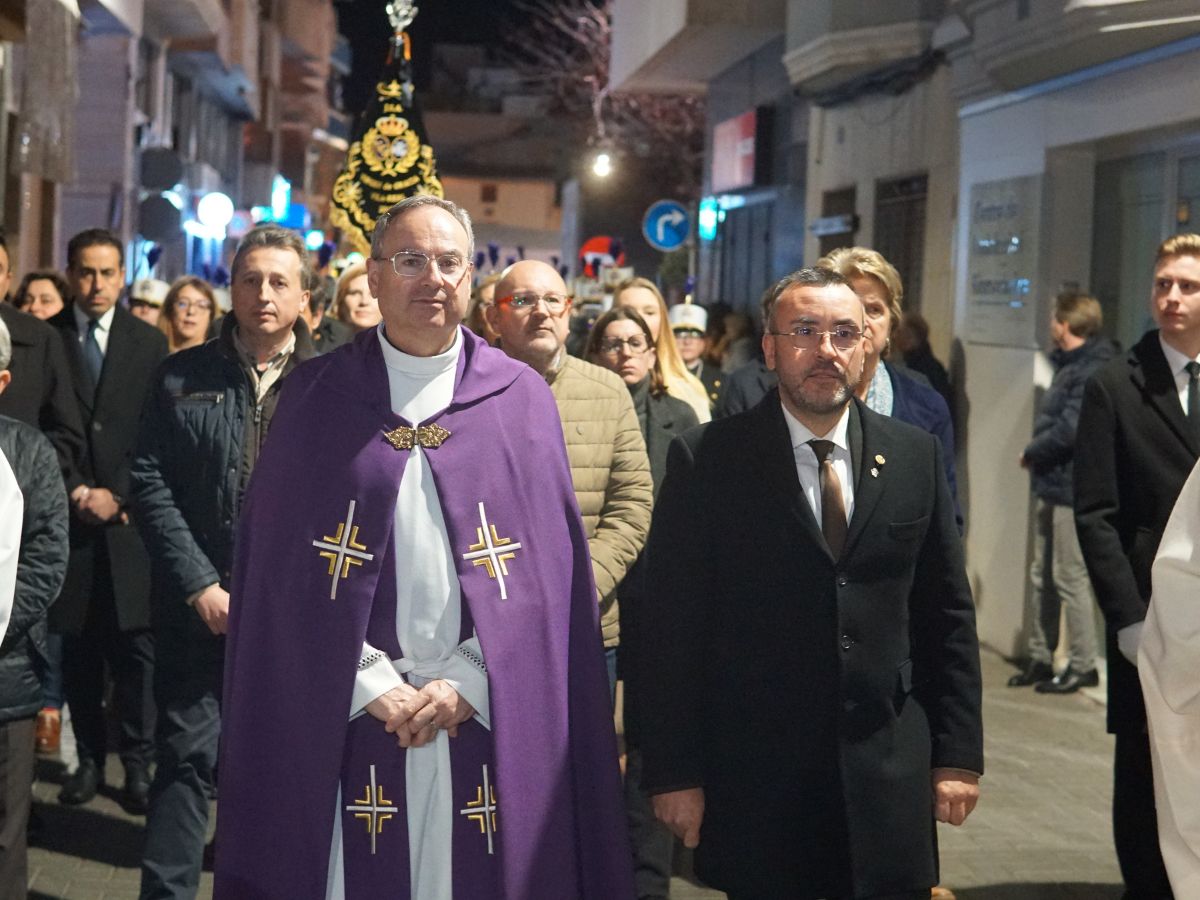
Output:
[597, 336, 650, 356]
[496, 292, 572, 314]
[383, 250, 468, 279]
[767, 325, 863, 351]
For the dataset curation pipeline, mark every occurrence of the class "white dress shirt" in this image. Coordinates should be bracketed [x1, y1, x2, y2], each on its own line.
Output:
[72, 303, 116, 356]
[1159, 334, 1200, 415]
[780, 401, 854, 526]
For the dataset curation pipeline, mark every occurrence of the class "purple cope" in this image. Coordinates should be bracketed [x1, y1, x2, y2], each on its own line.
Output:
[214, 327, 635, 899]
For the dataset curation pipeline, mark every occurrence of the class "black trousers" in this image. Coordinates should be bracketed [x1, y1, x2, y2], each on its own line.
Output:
[1113, 730, 1174, 899]
[139, 614, 224, 900]
[0, 718, 35, 900]
[62, 545, 155, 771]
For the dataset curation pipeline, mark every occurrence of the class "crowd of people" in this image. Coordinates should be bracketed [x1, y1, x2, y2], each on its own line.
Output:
[0, 202, 1198, 900]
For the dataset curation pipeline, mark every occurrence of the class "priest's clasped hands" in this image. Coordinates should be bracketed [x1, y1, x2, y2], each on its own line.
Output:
[366, 681, 476, 748]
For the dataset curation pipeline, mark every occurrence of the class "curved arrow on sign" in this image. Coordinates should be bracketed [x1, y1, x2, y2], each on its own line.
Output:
[658, 209, 686, 242]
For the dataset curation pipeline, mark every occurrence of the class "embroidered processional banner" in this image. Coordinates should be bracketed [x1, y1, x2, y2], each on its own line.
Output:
[330, 1, 444, 255]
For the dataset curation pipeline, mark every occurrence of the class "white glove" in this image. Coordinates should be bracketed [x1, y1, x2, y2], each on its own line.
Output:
[1117, 621, 1144, 666]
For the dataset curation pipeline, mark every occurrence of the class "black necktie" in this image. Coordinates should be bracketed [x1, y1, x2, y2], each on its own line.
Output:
[809, 439, 847, 558]
[84, 318, 104, 388]
[1187, 360, 1200, 442]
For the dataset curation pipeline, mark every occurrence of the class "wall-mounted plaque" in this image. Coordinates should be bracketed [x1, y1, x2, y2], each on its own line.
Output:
[966, 175, 1042, 348]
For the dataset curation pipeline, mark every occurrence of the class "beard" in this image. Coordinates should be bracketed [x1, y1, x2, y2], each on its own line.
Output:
[780, 363, 860, 416]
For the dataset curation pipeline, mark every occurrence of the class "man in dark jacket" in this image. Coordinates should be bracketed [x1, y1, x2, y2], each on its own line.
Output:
[132, 225, 316, 899]
[713, 358, 775, 418]
[49, 229, 169, 812]
[0, 316, 70, 897]
[0, 234, 85, 485]
[1075, 232, 1200, 899]
[1012, 291, 1113, 694]
[299, 272, 351, 354]
[642, 268, 982, 899]
[0, 234, 84, 756]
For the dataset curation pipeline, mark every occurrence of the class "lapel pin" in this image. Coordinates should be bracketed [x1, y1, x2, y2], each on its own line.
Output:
[870, 467, 880, 478]
[875, 454, 886, 465]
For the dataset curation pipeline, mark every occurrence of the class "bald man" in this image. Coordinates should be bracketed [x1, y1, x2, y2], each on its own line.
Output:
[487, 262, 651, 696]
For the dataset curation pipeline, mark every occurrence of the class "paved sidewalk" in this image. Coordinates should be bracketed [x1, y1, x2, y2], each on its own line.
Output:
[28, 649, 1125, 898]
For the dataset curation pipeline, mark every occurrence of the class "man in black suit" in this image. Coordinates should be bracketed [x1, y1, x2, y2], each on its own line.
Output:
[641, 267, 983, 900]
[48, 228, 168, 812]
[1074, 232, 1200, 899]
[0, 233, 85, 484]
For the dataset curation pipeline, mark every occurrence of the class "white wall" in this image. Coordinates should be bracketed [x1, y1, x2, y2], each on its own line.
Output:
[805, 66, 959, 362]
[609, 0, 688, 90]
[955, 43, 1200, 654]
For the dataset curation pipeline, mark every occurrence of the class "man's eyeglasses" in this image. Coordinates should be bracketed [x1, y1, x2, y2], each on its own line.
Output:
[380, 250, 469, 280]
[597, 335, 651, 356]
[496, 292, 572, 314]
[767, 325, 863, 352]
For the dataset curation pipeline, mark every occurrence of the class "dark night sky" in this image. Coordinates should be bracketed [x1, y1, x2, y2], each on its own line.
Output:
[337, 0, 525, 117]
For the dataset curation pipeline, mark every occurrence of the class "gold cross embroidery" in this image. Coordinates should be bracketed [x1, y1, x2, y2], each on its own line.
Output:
[461, 502, 523, 601]
[345, 765, 397, 855]
[459, 764, 498, 855]
[312, 500, 374, 600]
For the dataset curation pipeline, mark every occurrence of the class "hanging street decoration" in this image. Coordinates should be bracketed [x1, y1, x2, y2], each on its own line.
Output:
[330, 1, 444, 255]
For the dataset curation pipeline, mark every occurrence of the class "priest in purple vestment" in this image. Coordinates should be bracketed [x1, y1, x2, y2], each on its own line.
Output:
[215, 196, 635, 899]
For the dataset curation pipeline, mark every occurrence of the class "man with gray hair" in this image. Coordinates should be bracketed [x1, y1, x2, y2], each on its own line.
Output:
[131, 224, 316, 898]
[215, 196, 635, 898]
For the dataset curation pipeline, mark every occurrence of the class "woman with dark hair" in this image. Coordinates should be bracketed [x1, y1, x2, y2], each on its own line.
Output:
[13, 271, 69, 321]
[586, 305, 698, 900]
[160, 276, 216, 353]
[587, 306, 699, 486]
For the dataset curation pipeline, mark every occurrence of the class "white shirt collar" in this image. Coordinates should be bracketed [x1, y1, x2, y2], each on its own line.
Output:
[73, 302, 116, 334]
[780, 400, 851, 453]
[377, 323, 462, 376]
[1159, 332, 1200, 375]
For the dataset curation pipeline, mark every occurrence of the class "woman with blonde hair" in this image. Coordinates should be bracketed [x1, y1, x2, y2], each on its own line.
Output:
[466, 273, 500, 345]
[818, 245, 959, 517]
[332, 262, 380, 332]
[613, 277, 710, 422]
[160, 276, 216, 353]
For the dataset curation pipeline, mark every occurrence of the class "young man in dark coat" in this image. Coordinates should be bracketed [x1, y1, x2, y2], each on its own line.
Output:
[0, 317, 70, 897]
[641, 267, 983, 900]
[1074, 232, 1200, 899]
[1012, 291, 1113, 693]
[47, 228, 168, 812]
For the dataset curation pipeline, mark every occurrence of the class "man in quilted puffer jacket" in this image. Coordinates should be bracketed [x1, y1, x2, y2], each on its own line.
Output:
[487, 260, 652, 698]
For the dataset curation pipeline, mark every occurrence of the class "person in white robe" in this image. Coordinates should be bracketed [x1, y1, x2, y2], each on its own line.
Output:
[326, 325, 491, 900]
[1142, 457, 1200, 896]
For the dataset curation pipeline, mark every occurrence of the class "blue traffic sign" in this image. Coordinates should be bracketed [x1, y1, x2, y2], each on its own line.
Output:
[642, 200, 691, 252]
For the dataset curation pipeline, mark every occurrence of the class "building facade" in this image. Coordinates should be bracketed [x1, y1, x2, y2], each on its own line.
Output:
[609, 0, 1200, 655]
[0, 0, 342, 284]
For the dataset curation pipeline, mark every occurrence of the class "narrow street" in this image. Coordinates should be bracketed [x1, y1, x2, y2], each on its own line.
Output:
[28, 648, 1124, 899]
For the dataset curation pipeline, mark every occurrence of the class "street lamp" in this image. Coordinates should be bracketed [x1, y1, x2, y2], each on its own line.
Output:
[592, 151, 613, 178]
